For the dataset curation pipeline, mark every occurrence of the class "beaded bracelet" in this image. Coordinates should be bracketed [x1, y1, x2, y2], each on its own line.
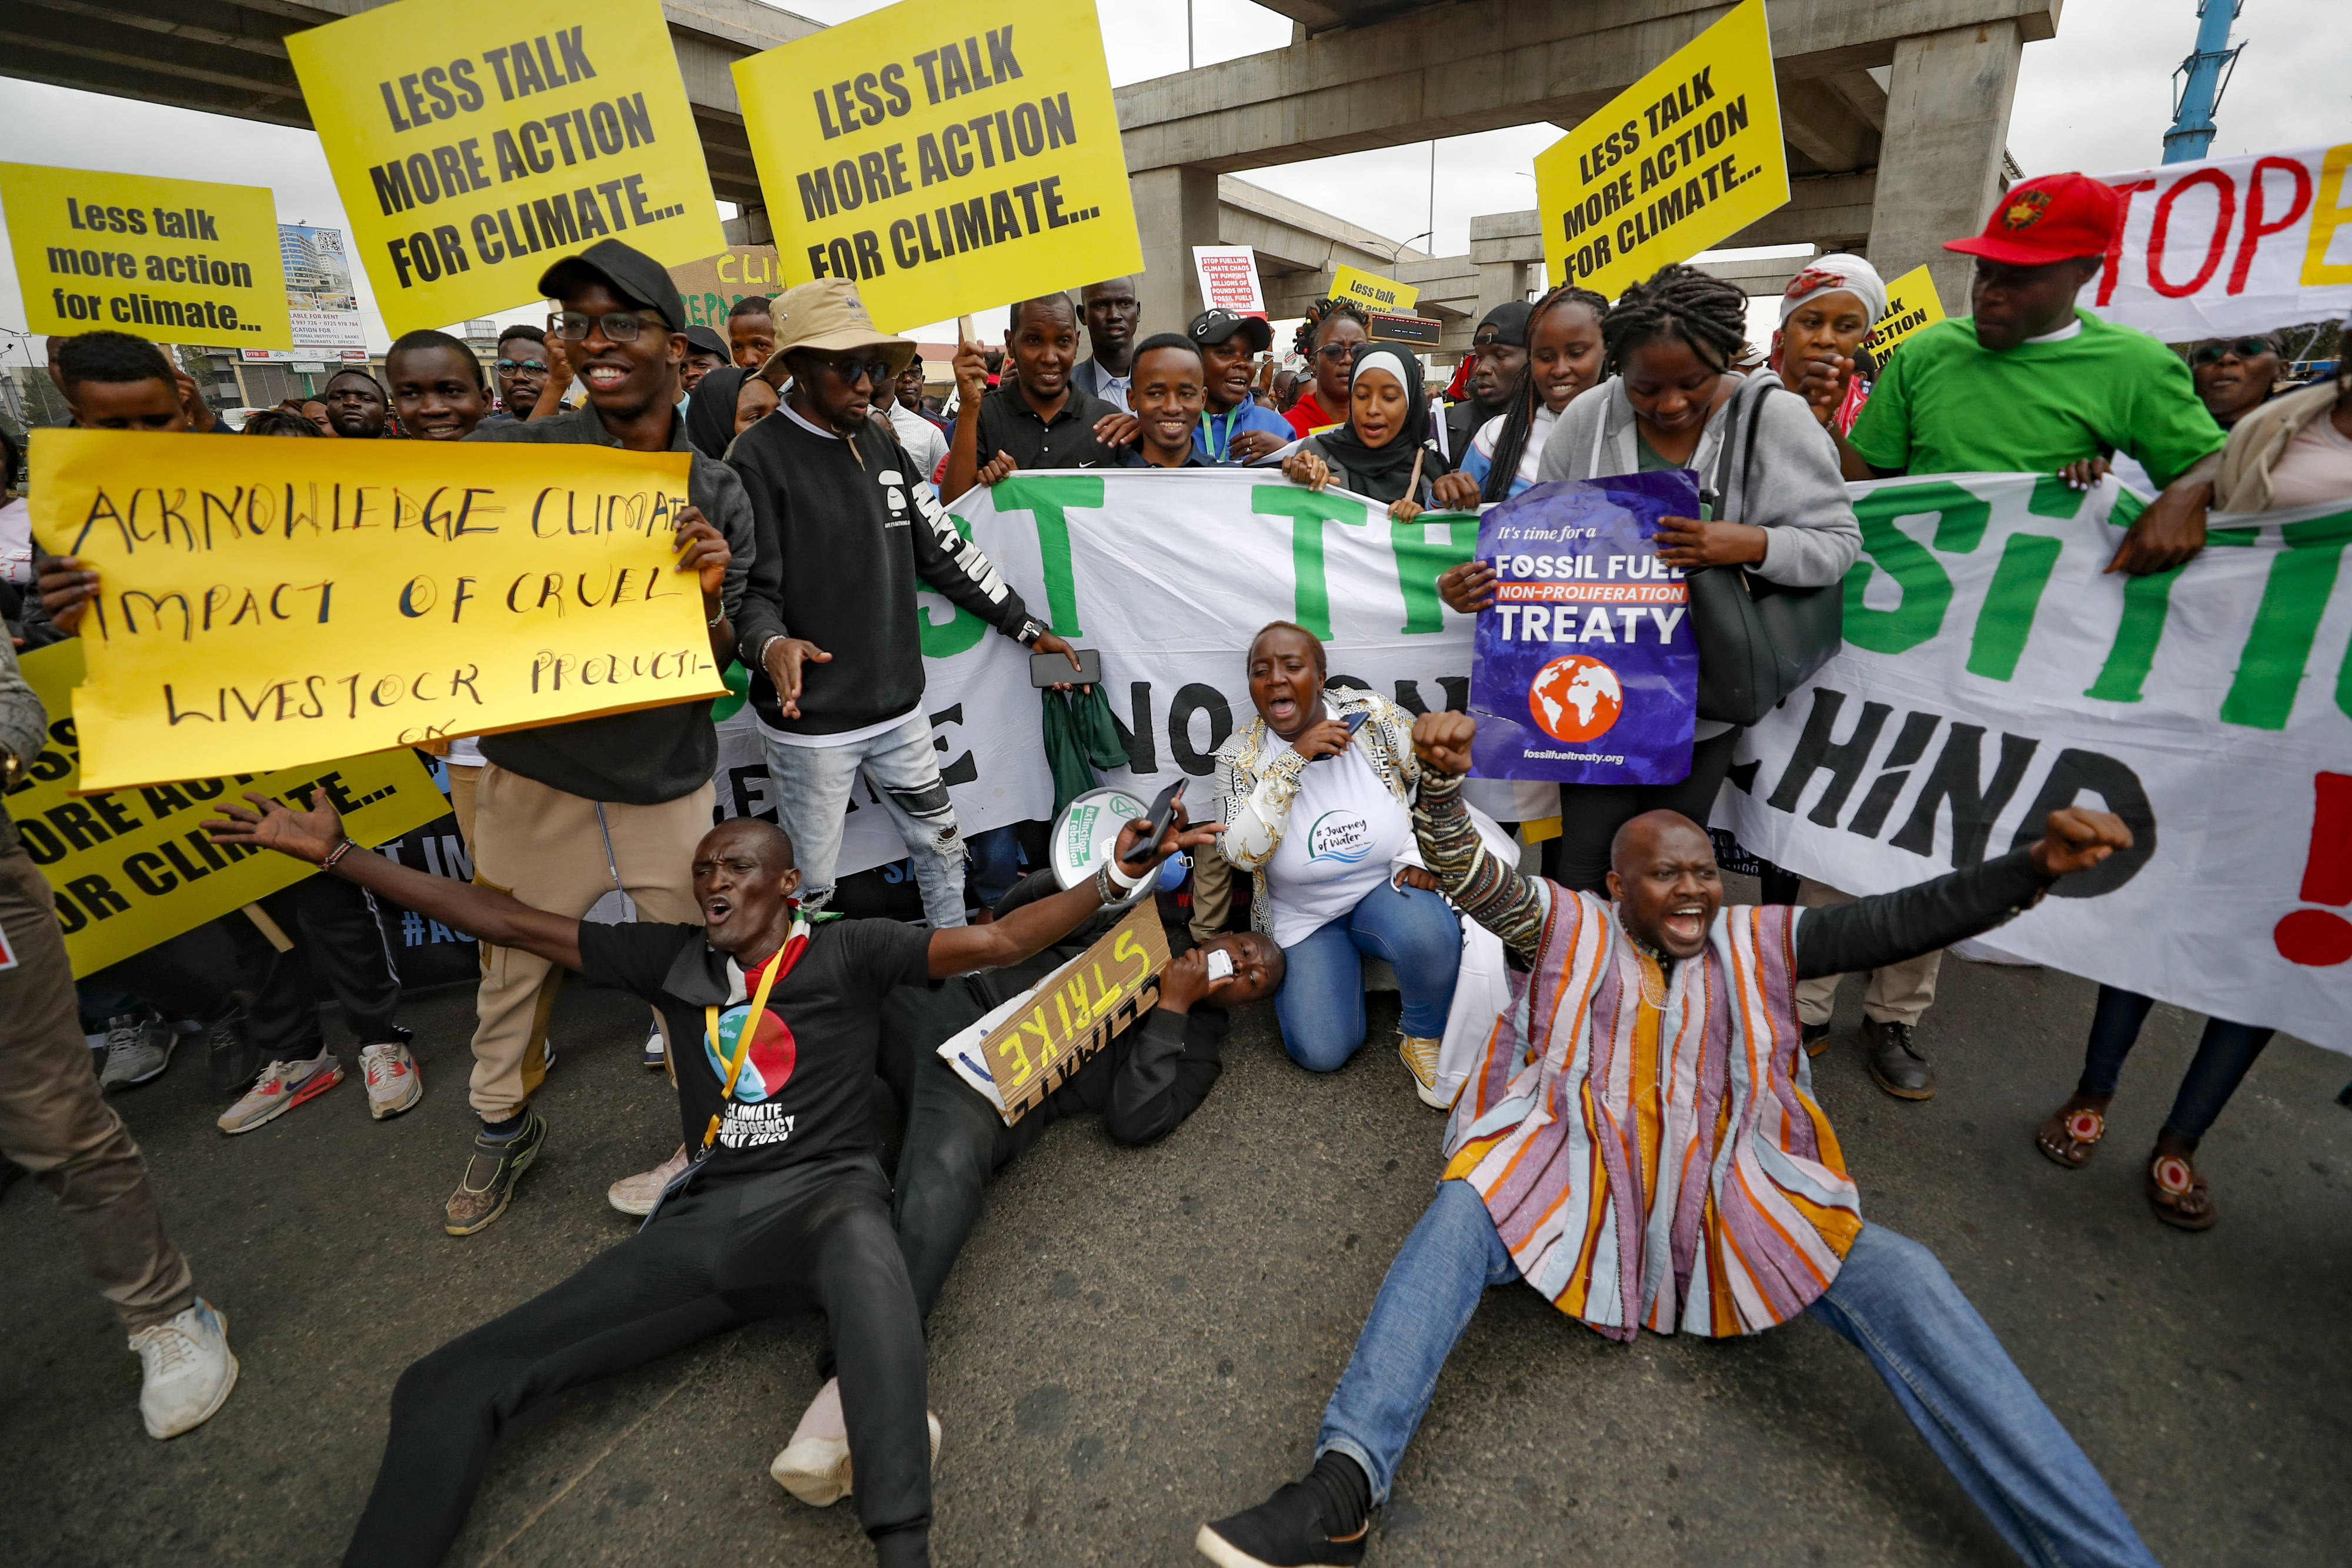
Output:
[320, 837, 358, 872]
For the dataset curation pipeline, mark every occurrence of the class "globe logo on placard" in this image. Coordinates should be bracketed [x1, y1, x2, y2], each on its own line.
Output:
[1528, 656, 1624, 742]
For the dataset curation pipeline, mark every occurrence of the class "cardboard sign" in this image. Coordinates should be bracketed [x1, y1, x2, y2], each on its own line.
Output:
[1532, 0, 1788, 299]
[4, 641, 446, 976]
[286, 0, 726, 336]
[978, 904, 1168, 1122]
[1192, 245, 1265, 318]
[1469, 474, 1700, 785]
[1863, 264, 1945, 363]
[26, 429, 726, 790]
[2092, 142, 2352, 341]
[733, 0, 1142, 332]
[1328, 263, 1418, 313]
[667, 245, 784, 332]
[0, 163, 290, 348]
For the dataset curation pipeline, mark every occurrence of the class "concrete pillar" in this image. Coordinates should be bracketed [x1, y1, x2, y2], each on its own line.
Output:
[1469, 211, 1544, 320]
[721, 204, 774, 248]
[1131, 164, 1220, 340]
[1869, 21, 2024, 313]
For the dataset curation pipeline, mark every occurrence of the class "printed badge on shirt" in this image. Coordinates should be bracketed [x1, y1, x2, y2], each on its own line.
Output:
[878, 470, 910, 529]
[1305, 811, 1375, 867]
[706, 1001, 800, 1149]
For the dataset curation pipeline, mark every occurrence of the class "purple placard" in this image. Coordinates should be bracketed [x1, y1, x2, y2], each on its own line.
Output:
[1468, 474, 1700, 785]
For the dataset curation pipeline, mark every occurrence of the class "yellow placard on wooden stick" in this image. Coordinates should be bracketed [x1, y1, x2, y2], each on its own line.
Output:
[980, 904, 1168, 1123]
[1863, 264, 1948, 363]
[26, 429, 726, 791]
[1328, 264, 1419, 313]
[1532, 0, 1789, 300]
[286, 0, 726, 336]
[733, 0, 1143, 333]
[5, 641, 447, 976]
[0, 164, 290, 348]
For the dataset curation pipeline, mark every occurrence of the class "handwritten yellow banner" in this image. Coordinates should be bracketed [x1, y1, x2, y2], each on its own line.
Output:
[26, 429, 725, 791]
[1532, 0, 1788, 300]
[286, 0, 726, 336]
[0, 163, 290, 349]
[5, 641, 447, 976]
[1863, 263, 1948, 363]
[1328, 264, 1419, 314]
[981, 904, 1167, 1123]
[733, 0, 1142, 333]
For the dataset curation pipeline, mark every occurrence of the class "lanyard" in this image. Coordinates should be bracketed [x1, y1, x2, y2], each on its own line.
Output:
[1207, 407, 1233, 463]
[700, 918, 806, 1151]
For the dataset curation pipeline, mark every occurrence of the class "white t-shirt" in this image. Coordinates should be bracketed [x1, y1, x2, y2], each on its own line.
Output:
[0, 496, 31, 587]
[445, 735, 485, 767]
[887, 402, 950, 486]
[1262, 741, 1415, 948]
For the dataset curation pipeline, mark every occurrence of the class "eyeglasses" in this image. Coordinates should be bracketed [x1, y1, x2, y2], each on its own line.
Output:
[495, 357, 549, 374]
[553, 310, 660, 342]
[2191, 337, 2274, 364]
[1312, 343, 1358, 364]
[812, 355, 892, 386]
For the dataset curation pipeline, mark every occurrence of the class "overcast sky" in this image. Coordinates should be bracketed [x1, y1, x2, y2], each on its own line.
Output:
[2, 0, 2346, 376]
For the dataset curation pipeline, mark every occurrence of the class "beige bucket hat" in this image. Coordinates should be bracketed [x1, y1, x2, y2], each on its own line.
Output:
[756, 278, 917, 385]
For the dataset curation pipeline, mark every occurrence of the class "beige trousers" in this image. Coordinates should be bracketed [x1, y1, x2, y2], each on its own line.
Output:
[1794, 878, 1944, 1028]
[447, 761, 481, 850]
[1188, 837, 1235, 946]
[465, 765, 713, 1121]
[0, 845, 196, 1329]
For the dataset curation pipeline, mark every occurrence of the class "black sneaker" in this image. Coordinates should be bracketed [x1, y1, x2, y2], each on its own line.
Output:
[1800, 1021, 1832, 1058]
[445, 1109, 547, 1236]
[205, 999, 262, 1095]
[1196, 1484, 1367, 1567]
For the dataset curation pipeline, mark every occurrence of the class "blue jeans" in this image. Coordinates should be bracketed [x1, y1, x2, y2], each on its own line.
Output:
[758, 713, 967, 929]
[1274, 880, 1459, 1071]
[2080, 985, 2271, 1141]
[1317, 1182, 2158, 1568]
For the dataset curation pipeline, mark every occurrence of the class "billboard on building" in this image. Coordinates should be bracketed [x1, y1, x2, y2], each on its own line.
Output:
[280, 223, 364, 348]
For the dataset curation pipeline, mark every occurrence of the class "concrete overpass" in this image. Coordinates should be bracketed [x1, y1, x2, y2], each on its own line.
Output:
[4, 0, 2048, 341]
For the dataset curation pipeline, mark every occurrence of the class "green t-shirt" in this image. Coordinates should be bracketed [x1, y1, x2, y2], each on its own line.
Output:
[1847, 309, 2225, 489]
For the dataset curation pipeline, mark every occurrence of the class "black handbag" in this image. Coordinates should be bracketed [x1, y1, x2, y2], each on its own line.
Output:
[1686, 379, 1845, 726]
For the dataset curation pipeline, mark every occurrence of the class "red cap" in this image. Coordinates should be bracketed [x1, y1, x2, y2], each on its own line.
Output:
[1944, 172, 2122, 266]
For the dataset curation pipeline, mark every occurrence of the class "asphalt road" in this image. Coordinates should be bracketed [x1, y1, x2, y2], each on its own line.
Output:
[5, 919, 2347, 1567]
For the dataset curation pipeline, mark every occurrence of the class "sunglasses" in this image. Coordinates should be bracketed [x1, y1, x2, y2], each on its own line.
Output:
[495, 357, 549, 374]
[2191, 337, 2274, 364]
[1312, 343, 1358, 364]
[553, 310, 662, 342]
[811, 355, 893, 386]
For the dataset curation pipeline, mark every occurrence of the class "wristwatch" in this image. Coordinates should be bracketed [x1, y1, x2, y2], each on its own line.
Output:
[1013, 616, 1047, 647]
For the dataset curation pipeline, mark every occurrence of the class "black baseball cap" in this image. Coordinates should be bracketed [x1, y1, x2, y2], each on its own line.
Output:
[1474, 301, 1533, 348]
[683, 325, 730, 359]
[1190, 308, 1273, 353]
[537, 239, 687, 333]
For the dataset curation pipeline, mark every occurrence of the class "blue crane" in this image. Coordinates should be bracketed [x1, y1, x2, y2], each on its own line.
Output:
[2163, 0, 2246, 164]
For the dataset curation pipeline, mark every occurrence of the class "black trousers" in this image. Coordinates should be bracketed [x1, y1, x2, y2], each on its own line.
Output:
[342, 1155, 931, 1568]
[1542, 728, 1741, 893]
[233, 875, 403, 1063]
[895, 1049, 1053, 1322]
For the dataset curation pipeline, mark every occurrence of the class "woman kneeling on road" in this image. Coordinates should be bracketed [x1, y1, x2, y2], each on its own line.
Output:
[1214, 622, 1461, 1103]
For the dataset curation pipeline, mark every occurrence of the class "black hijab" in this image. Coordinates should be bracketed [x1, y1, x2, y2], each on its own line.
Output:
[1314, 347, 1450, 503]
[686, 366, 747, 458]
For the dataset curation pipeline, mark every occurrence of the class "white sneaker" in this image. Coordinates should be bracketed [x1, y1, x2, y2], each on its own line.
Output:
[130, 1299, 239, 1439]
[1398, 1033, 1449, 1109]
[607, 1144, 690, 1217]
[642, 1023, 666, 1070]
[768, 1378, 940, 1506]
[99, 1012, 176, 1090]
[216, 1051, 343, 1135]
[359, 1040, 423, 1119]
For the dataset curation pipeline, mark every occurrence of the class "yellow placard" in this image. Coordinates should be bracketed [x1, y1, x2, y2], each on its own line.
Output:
[668, 246, 786, 331]
[981, 903, 1168, 1122]
[1328, 264, 1419, 314]
[1532, 0, 1789, 300]
[1863, 263, 1947, 363]
[5, 641, 448, 976]
[26, 429, 726, 791]
[733, 0, 1143, 333]
[0, 164, 290, 349]
[285, 0, 726, 336]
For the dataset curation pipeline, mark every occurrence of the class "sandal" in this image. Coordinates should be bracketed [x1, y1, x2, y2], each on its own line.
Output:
[2147, 1147, 2218, 1232]
[2034, 1095, 2111, 1168]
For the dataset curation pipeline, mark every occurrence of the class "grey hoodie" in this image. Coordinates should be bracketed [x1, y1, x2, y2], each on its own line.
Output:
[1535, 372, 1861, 590]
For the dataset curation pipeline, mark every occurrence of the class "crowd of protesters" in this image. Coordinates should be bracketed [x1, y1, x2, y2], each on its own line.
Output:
[0, 163, 2343, 1568]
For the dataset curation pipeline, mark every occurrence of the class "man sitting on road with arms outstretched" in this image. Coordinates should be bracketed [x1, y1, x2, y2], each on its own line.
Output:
[205, 790, 1214, 1568]
[1195, 711, 2160, 1568]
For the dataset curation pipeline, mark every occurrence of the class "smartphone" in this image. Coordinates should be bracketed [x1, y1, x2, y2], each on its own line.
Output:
[1309, 709, 1369, 761]
[1203, 948, 1235, 985]
[1121, 778, 1187, 867]
[1031, 647, 1101, 687]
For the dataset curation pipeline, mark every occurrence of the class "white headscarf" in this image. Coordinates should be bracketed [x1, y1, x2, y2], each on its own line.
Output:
[1777, 254, 1887, 327]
